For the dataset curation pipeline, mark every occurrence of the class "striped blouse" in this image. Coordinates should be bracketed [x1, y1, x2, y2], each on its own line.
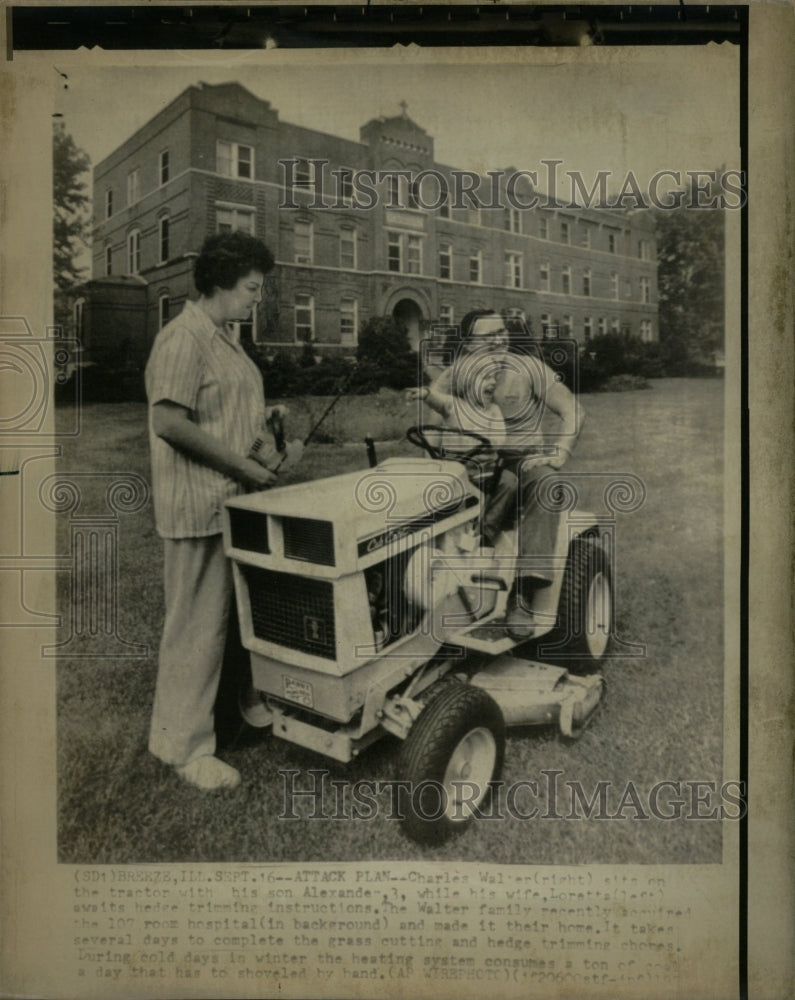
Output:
[145, 299, 266, 539]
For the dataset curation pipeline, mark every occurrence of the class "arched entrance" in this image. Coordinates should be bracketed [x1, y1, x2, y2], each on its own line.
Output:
[392, 297, 425, 352]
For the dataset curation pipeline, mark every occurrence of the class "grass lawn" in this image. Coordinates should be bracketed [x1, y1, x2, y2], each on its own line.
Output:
[56, 378, 726, 864]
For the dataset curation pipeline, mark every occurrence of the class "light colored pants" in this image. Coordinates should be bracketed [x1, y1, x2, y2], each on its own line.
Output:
[149, 534, 232, 767]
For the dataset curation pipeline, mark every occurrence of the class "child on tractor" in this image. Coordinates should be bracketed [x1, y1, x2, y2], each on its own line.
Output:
[406, 353, 518, 548]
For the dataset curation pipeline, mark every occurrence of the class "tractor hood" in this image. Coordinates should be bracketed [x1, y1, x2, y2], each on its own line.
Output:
[224, 457, 480, 577]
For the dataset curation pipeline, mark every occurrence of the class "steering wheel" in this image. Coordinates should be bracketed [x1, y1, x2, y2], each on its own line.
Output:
[406, 425, 494, 462]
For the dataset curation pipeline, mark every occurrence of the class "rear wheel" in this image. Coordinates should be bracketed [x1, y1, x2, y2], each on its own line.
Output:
[397, 681, 505, 844]
[542, 537, 613, 673]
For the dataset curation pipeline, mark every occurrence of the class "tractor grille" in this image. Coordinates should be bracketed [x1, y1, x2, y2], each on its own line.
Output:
[229, 508, 270, 555]
[282, 517, 335, 566]
[245, 567, 336, 660]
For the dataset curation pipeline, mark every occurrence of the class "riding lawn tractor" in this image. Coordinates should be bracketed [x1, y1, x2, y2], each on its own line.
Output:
[223, 425, 613, 843]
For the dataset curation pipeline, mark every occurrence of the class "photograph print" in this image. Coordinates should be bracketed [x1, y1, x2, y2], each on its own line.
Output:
[51, 43, 741, 865]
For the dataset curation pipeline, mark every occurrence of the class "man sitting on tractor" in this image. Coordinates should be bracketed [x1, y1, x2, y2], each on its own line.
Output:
[416, 309, 584, 587]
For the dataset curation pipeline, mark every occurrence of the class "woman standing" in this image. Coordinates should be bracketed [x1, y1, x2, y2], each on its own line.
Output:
[145, 231, 281, 791]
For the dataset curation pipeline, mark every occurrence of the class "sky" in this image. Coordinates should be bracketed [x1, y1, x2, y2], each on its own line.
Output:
[55, 44, 740, 200]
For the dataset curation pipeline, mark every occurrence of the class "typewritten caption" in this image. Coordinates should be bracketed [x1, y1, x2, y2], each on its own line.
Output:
[71, 866, 690, 992]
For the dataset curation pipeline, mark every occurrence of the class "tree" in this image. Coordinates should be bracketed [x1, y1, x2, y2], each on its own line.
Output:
[653, 172, 726, 372]
[355, 315, 418, 391]
[53, 122, 91, 332]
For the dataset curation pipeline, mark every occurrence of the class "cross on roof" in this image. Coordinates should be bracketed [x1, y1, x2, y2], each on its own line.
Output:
[399, 100, 409, 117]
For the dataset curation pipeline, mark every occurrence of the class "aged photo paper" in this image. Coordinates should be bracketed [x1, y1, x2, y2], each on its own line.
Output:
[1, 5, 792, 998]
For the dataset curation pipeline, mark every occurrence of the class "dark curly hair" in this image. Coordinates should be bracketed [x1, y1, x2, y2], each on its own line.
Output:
[193, 232, 275, 296]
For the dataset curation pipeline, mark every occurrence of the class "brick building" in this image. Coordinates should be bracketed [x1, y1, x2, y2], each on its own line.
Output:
[77, 81, 658, 369]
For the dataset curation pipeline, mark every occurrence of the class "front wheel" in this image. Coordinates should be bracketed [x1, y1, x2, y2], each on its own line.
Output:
[397, 681, 505, 844]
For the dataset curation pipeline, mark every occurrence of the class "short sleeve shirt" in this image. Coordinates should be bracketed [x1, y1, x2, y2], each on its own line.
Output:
[145, 299, 266, 539]
[493, 356, 550, 452]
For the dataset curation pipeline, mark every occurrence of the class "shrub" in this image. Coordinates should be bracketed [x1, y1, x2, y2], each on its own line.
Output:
[245, 345, 356, 398]
[577, 333, 675, 391]
[355, 316, 418, 393]
[599, 374, 651, 393]
[245, 317, 418, 397]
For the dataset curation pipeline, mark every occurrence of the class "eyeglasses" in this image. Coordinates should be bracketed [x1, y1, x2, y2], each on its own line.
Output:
[469, 327, 509, 340]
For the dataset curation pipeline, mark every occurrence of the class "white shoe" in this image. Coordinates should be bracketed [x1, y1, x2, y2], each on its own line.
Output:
[176, 755, 241, 791]
[239, 686, 273, 728]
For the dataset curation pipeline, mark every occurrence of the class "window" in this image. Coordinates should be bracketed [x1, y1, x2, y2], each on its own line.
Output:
[217, 140, 253, 179]
[439, 303, 454, 325]
[126, 230, 140, 275]
[158, 216, 169, 264]
[105, 188, 113, 219]
[406, 235, 422, 275]
[339, 227, 356, 269]
[104, 244, 112, 276]
[611, 272, 619, 299]
[560, 220, 570, 244]
[159, 149, 170, 186]
[388, 232, 422, 274]
[294, 220, 313, 265]
[561, 265, 571, 295]
[582, 269, 591, 297]
[126, 168, 139, 205]
[608, 232, 617, 254]
[539, 215, 549, 239]
[438, 243, 452, 280]
[158, 294, 170, 330]
[640, 319, 654, 342]
[540, 313, 552, 337]
[291, 158, 316, 197]
[337, 167, 353, 205]
[581, 227, 591, 249]
[505, 251, 523, 289]
[563, 315, 573, 337]
[641, 276, 650, 303]
[638, 239, 650, 261]
[539, 261, 550, 291]
[598, 317, 607, 335]
[295, 294, 314, 342]
[469, 250, 482, 284]
[505, 208, 521, 234]
[216, 205, 255, 235]
[611, 317, 620, 334]
[584, 316, 592, 341]
[340, 297, 358, 345]
[387, 232, 401, 272]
